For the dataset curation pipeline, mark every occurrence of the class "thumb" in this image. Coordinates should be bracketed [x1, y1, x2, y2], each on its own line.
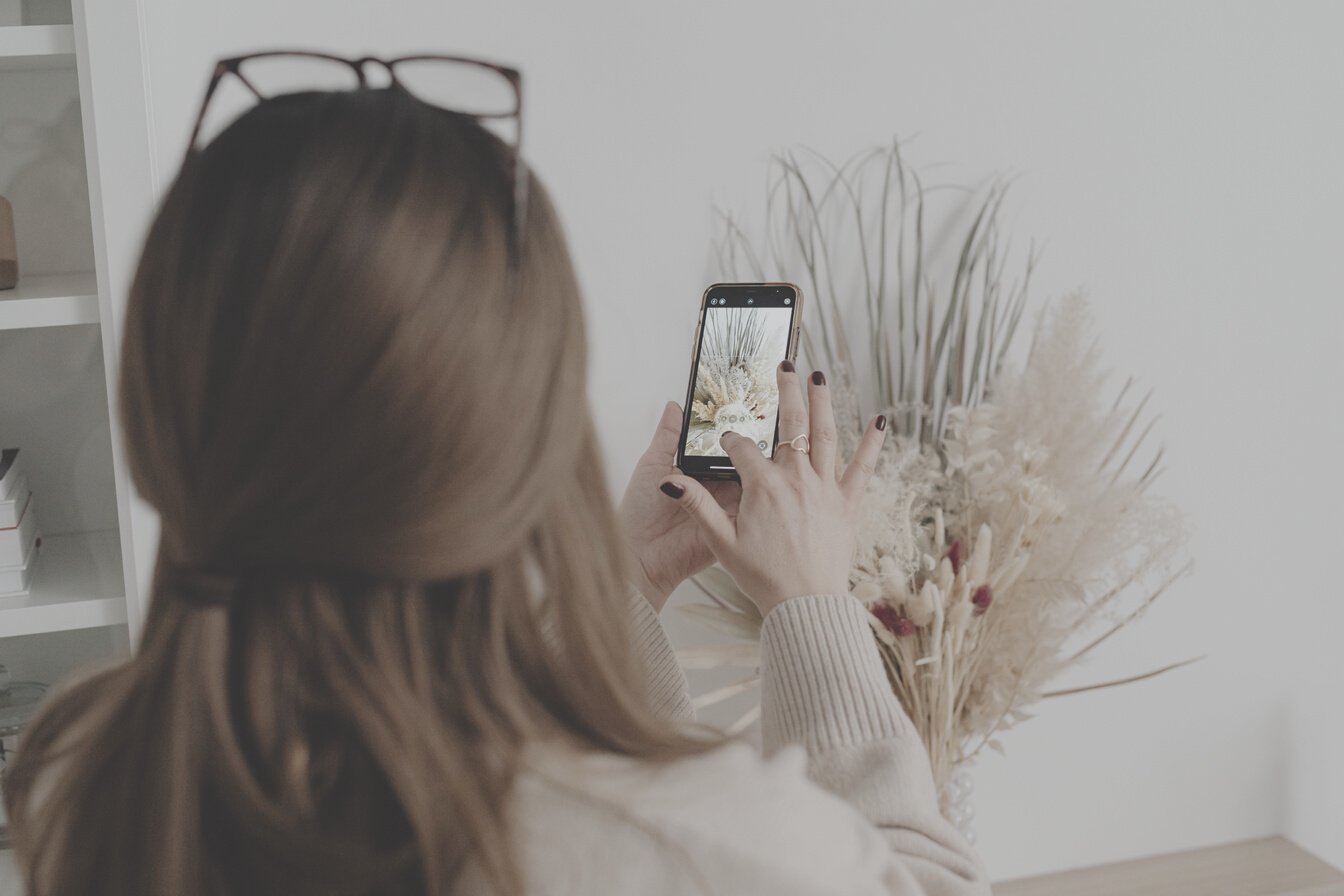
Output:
[641, 400, 684, 465]
[657, 474, 735, 550]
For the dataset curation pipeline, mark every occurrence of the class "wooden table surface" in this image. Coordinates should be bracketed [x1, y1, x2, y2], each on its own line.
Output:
[994, 837, 1344, 896]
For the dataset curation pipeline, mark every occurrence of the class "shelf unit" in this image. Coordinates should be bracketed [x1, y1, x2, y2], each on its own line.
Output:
[1, 0, 156, 712]
[0, 23, 73, 71]
[0, 529, 126, 638]
[0, 270, 98, 328]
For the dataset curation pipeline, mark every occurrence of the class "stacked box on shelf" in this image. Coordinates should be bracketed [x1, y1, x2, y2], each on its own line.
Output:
[0, 448, 42, 597]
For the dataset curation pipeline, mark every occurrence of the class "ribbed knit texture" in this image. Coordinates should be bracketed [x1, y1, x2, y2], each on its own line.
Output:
[472, 587, 992, 894]
[760, 592, 915, 753]
[628, 589, 696, 721]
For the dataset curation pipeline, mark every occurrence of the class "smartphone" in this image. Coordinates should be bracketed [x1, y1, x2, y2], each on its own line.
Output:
[675, 282, 803, 481]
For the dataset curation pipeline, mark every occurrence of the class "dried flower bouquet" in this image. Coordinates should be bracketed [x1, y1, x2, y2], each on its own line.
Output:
[682, 143, 1194, 808]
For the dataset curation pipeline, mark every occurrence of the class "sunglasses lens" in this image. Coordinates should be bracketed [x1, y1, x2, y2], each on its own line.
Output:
[392, 59, 517, 118]
[236, 54, 363, 94]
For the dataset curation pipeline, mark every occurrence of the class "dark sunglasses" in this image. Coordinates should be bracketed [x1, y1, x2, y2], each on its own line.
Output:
[185, 50, 527, 263]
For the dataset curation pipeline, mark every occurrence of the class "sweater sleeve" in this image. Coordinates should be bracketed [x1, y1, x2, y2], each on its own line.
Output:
[758, 592, 991, 895]
[628, 588, 696, 723]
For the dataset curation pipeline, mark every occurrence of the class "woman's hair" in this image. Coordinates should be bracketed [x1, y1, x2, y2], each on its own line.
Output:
[5, 88, 720, 895]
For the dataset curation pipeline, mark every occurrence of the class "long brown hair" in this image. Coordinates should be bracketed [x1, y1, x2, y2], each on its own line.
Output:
[5, 88, 721, 895]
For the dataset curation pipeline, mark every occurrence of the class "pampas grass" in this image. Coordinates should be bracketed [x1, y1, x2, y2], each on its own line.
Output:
[685, 141, 1193, 815]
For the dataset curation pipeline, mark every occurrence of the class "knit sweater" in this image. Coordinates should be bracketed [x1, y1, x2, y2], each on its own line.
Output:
[458, 591, 992, 895]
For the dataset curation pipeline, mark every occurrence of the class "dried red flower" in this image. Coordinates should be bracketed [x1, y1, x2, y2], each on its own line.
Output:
[946, 540, 962, 575]
[971, 584, 993, 615]
[870, 603, 917, 637]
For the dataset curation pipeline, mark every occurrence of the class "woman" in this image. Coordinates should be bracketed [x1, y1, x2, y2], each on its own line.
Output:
[4, 60, 990, 896]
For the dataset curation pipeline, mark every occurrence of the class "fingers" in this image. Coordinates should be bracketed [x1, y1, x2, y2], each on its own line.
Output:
[773, 360, 809, 469]
[839, 414, 888, 506]
[641, 400, 684, 467]
[719, 430, 771, 485]
[702, 478, 743, 515]
[807, 369, 837, 478]
[657, 474, 736, 551]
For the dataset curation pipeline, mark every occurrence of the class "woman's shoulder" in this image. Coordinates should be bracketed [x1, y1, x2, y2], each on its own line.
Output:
[503, 737, 891, 895]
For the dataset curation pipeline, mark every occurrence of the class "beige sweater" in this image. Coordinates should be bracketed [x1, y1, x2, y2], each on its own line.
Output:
[466, 591, 992, 895]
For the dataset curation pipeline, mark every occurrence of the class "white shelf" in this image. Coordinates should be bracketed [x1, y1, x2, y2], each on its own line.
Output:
[0, 24, 75, 72]
[0, 271, 99, 329]
[0, 529, 126, 638]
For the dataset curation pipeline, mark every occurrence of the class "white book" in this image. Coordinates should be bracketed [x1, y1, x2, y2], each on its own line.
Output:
[0, 448, 24, 499]
[0, 515, 40, 596]
[0, 496, 37, 567]
[0, 473, 29, 528]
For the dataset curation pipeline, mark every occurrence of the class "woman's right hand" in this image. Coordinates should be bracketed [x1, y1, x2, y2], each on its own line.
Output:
[656, 362, 887, 618]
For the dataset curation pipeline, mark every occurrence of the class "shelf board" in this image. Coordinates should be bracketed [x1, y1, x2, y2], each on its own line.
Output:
[0, 24, 75, 72]
[0, 529, 127, 638]
[994, 836, 1343, 896]
[0, 271, 99, 330]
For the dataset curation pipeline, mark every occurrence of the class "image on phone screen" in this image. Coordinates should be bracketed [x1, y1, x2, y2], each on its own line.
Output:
[678, 284, 800, 478]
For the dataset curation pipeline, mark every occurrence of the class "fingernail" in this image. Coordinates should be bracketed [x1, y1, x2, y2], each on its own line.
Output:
[780, 360, 795, 373]
[876, 415, 887, 431]
[811, 370, 826, 386]
[660, 482, 685, 499]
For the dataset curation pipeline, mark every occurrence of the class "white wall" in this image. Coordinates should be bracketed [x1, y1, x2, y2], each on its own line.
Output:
[132, 0, 1344, 881]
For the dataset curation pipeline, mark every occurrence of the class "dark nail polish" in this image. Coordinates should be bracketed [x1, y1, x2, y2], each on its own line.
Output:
[780, 359, 795, 373]
[876, 415, 887, 431]
[811, 370, 826, 386]
[660, 482, 685, 499]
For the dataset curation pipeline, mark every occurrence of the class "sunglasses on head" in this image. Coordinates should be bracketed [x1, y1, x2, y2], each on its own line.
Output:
[186, 50, 528, 264]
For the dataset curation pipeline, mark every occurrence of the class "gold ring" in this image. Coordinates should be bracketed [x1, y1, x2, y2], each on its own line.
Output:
[778, 433, 810, 455]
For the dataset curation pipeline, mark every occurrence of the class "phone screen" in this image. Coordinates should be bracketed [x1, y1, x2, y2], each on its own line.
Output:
[677, 283, 800, 480]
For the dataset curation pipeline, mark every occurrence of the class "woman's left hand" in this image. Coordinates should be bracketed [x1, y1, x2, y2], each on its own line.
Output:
[618, 401, 740, 612]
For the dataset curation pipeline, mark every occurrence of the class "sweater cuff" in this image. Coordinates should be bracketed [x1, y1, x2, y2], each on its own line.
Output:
[629, 588, 696, 722]
[759, 592, 915, 753]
